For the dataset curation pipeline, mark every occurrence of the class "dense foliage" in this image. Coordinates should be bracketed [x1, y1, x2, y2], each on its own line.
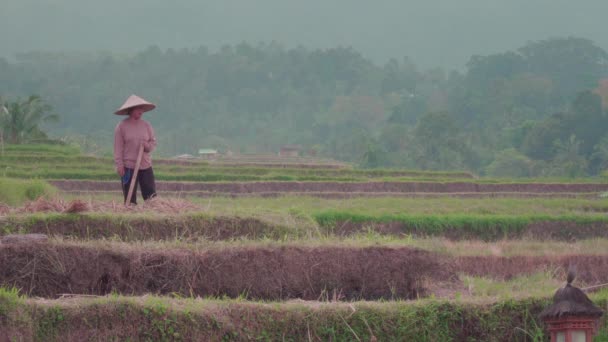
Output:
[2, 37, 608, 176]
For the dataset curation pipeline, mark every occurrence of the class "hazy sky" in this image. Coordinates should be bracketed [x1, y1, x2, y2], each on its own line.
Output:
[1, 0, 606, 69]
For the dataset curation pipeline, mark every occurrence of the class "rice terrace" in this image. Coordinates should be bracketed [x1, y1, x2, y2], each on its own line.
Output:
[0, 144, 606, 341]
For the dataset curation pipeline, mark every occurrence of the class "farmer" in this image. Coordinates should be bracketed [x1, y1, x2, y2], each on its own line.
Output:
[113, 94, 157, 204]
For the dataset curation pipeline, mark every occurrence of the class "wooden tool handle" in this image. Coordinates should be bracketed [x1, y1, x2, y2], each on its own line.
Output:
[125, 143, 145, 205]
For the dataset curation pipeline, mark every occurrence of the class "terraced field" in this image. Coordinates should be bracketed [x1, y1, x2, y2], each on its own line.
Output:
[0, 145, 474, 182]
[2, 144, 608, 341]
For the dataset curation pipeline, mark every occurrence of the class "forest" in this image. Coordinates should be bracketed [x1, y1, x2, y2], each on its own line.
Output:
[2, 36, 608, 176]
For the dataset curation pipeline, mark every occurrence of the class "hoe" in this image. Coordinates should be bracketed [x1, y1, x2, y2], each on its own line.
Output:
[125, 143, 144, 206]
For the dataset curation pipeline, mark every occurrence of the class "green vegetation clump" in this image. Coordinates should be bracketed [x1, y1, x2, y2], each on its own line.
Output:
[0, 287, 23, 318]
[0, 177, 56, 205]
[314, 211, 608, 240]
[1, 143, 80, 155]
[0, 287, 31, 336]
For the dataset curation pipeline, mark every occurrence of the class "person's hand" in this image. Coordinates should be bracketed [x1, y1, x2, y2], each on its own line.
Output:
[141, 140, 152, 153]
[117, 166, 125, 177]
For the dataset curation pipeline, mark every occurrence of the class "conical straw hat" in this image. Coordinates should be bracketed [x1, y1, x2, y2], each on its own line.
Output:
[114, 94, 156, 115]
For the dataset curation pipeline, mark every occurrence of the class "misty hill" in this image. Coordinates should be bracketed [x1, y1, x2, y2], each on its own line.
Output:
[2, 36, 608, 177]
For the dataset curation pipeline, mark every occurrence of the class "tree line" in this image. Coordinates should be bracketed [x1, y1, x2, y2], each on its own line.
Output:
[1, 37, 607, 176]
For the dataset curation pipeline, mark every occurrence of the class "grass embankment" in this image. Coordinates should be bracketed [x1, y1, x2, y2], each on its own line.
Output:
[5, 201, 608, 240]
[0, 178, 55, 206]
[4, 210, 608, 241]
[2, 288, 608, 341]
[7, 212, 608, 256]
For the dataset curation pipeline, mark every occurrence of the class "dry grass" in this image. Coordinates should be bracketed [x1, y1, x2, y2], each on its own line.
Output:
[7, 196, 201, 215]
[41, 235, 608, 257]
[0, 202, 9, 215]
[419, 238, 608, 257]
[4, 238, 608, 301]
[461, 271, 564, 299]
[0, 239, 446, 300]
[63, 199, 90, 213]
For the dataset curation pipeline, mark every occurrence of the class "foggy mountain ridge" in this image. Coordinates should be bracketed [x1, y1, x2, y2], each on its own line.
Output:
[1, 0, 607, 69]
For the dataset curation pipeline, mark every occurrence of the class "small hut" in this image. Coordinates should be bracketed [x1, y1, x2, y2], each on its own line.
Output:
[198, 149, 219, 159]
[172, 154, 196, 160]
[540, 269, 604, 342]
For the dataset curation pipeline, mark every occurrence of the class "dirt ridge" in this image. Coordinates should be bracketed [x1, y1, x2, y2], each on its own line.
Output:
[50, 180, 608, 193]
[1, 242, 606, 300]
[0, 243, 448, 300]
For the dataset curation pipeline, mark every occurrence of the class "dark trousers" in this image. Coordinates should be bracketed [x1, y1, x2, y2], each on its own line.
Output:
[122, 167, 157, 204]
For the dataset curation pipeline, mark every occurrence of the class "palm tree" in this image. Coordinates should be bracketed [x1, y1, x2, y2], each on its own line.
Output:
[552, 135, 588, 177]
[0, 95, 59, 144]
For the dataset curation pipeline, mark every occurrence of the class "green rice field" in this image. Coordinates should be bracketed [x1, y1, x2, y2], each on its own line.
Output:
[2, 144, 608, 341]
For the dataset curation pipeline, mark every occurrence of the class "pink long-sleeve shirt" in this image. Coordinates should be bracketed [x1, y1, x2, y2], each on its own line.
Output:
[114, 118, 157, 170]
